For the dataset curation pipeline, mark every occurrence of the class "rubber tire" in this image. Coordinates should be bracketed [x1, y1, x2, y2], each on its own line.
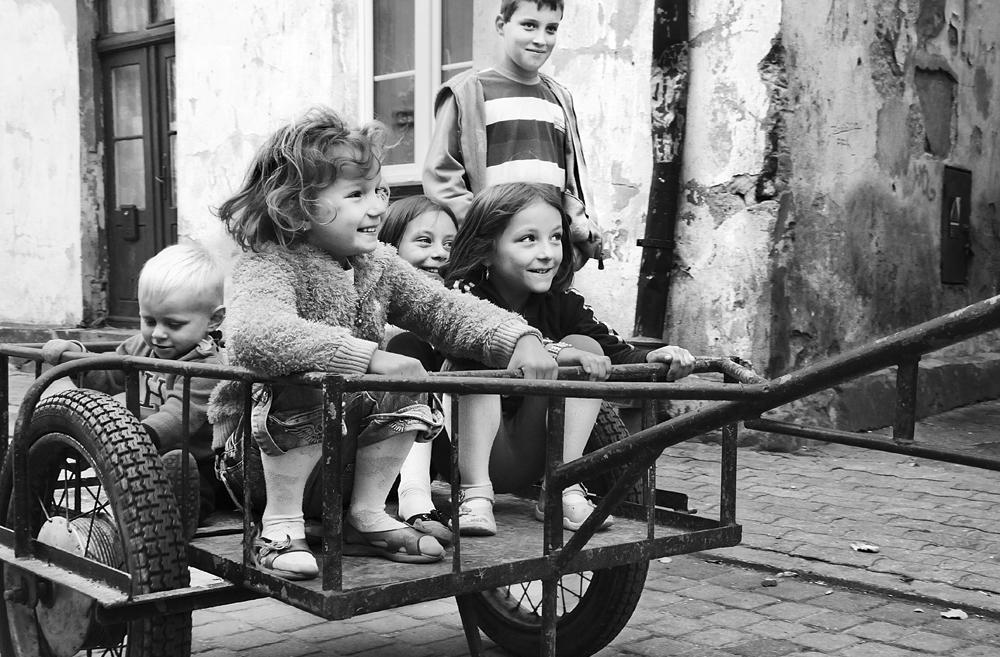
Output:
[0, 389, 192, 657]
[461, 401, 649, 657]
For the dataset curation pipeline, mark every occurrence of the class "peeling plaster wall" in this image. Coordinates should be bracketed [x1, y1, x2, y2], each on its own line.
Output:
[175, 1, 362, 259]
[668, 0, 1000, 376]
[527, 1, 655, 337]
[776, 0, 1000, 373]
[666, 0, 783, 367]
[0, 0, 84, 325]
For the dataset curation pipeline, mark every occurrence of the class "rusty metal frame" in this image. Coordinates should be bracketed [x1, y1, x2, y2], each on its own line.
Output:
[2, 293, 1000, 654]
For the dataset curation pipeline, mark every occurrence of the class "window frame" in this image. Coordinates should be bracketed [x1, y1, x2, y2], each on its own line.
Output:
[361, 0, 472, 186]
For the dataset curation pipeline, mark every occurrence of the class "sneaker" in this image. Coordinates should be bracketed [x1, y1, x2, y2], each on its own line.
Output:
[533, 483, 614, 532]
[457, 485, 496, 537]
[161, 449, 201, 541]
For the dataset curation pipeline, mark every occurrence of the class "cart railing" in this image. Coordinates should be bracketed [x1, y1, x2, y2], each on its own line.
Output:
[3, 291, 1000, 621]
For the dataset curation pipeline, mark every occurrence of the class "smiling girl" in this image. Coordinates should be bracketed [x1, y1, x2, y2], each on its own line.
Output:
[440, 182, 695, 536]
[209, 108, 555, 579]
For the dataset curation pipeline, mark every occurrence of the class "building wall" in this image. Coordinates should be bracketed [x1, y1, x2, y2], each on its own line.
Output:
[0, 0, 84, 325]
[174, 0, 363, 258]
[666, 0, 783, 365]
[540, 1, 656, 337]
[668, 0, 1000, 375]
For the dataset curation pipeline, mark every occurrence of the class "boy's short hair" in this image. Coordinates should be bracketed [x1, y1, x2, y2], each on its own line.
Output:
[499, 0, 564, 22]
[138, 243, 224, 311]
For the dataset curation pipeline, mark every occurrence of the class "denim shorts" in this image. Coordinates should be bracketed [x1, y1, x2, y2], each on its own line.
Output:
[217, 383, 443, 514]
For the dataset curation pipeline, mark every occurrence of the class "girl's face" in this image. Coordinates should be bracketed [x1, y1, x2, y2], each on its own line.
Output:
[396, 210, 457, 277]
[487, 199, 563, 309]
[307, 171, 389, 260]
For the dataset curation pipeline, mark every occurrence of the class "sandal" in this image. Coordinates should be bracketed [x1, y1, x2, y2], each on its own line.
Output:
[403, 509, 454, 547]
[343, 521, 445, 564]
[252, 530, 318, 581]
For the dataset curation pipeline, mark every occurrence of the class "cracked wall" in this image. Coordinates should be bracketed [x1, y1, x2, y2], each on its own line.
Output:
[668, 0, 1000, 377]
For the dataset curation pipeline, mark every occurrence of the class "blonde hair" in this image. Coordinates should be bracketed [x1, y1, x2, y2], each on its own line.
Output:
[137, 243, 224, 311]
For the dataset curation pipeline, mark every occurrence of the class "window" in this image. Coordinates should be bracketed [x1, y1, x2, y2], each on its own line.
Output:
[363, 0, 474, 184]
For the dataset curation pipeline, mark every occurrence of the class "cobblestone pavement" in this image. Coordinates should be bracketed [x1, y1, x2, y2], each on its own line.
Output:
[5, 363, 1000, 655]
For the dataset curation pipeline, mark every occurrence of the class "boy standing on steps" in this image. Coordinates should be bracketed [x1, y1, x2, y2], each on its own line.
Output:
[422, 0, 603, 269]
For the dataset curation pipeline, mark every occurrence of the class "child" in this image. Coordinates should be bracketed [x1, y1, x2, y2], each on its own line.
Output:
[378, 196, 457, 545]
[440, 182, 695, 536]
[209, 107, 555, 580]
[422, 0, 603, 269]
[40, 243, 227, 540]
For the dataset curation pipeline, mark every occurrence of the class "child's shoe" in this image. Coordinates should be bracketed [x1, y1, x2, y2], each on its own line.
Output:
[457, 484, 496, 537]
[533, 483, 614, 532]
[401, 509, 454, 547]
[161, 449, 201, 541]
[252, 529, 319, 580]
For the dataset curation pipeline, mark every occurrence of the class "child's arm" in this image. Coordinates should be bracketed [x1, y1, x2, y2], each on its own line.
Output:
[422, 93, 473, 225]
[385, 257, 544, 369]
[226, 253, 379, 376]
[40, 338, 130, 394]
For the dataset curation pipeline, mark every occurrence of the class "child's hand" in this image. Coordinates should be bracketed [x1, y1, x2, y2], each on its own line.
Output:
[646, 346, 695, 381]
[557, 348, 611, 381]
[509, 336, 558, 380]
[40, 339, 83, 365]
[368, 350, 428, 377]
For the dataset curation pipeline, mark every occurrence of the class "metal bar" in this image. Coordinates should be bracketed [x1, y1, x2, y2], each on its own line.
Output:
[181, 376, 193, 532]
[720, 372, 739, 526]
[450, 394, 462, 575]
[541, 576, 558, 657]
[893, 356, 919, 444]
[746, 418, 1000, 471]
[96, 581, 262, 623]
[241, 383, 253, 576]
[720, 422, 738, 526]
[544, 396, 565, 556]
[1, 353, 9, 465]
[321, 376, 345, 592]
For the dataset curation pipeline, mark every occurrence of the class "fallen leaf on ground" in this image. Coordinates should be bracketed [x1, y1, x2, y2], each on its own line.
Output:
[941, 609, 968, 620]
[850, 542, 880, 553]
[777, 571, 798, 578]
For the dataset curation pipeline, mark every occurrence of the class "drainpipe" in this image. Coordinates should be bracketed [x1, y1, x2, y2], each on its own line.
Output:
[633, 0, 689, 339]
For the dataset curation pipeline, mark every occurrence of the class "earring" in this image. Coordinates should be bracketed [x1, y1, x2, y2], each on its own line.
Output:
[484, 267, 490, 280]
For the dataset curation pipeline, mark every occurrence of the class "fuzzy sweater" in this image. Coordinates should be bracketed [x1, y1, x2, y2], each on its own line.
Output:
[209, 241, 541, 443]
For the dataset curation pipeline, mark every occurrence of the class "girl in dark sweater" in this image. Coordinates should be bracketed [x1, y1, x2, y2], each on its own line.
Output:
[440, 182, 695, 536]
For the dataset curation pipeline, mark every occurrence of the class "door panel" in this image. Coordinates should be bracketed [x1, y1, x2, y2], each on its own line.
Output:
[102, 41, 175, 324]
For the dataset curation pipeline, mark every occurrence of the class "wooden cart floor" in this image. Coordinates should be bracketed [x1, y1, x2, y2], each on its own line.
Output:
[189, 492, 674, 593]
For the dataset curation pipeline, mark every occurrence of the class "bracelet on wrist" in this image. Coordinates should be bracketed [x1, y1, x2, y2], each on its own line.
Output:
[546, 341, 573, 359]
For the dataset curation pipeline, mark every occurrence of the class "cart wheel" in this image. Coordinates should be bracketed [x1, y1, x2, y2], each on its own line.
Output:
[0, 389, 192, 657]
[460, 402, 649, 657]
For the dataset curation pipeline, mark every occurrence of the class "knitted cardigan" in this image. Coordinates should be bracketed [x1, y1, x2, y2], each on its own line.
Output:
[208, 241, 541, 445]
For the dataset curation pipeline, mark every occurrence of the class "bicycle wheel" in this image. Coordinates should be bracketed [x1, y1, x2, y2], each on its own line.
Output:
[0, 389, 192, 657]
[460, 402, 649, 657]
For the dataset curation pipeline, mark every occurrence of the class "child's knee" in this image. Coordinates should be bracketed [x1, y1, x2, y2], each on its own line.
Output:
[563, 334, 601, 355]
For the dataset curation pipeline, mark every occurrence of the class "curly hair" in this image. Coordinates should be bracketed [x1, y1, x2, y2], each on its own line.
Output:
[442, 182, 574, 293]
[217, 106, 387, 251]
[378, 195, 456, 248]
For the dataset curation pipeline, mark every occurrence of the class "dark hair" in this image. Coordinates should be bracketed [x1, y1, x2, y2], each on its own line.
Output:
[442, 182, 574, 293]
[499, 0, 564, 22]
[378, 195, 457, 248]
[217, 106, 387, 251]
